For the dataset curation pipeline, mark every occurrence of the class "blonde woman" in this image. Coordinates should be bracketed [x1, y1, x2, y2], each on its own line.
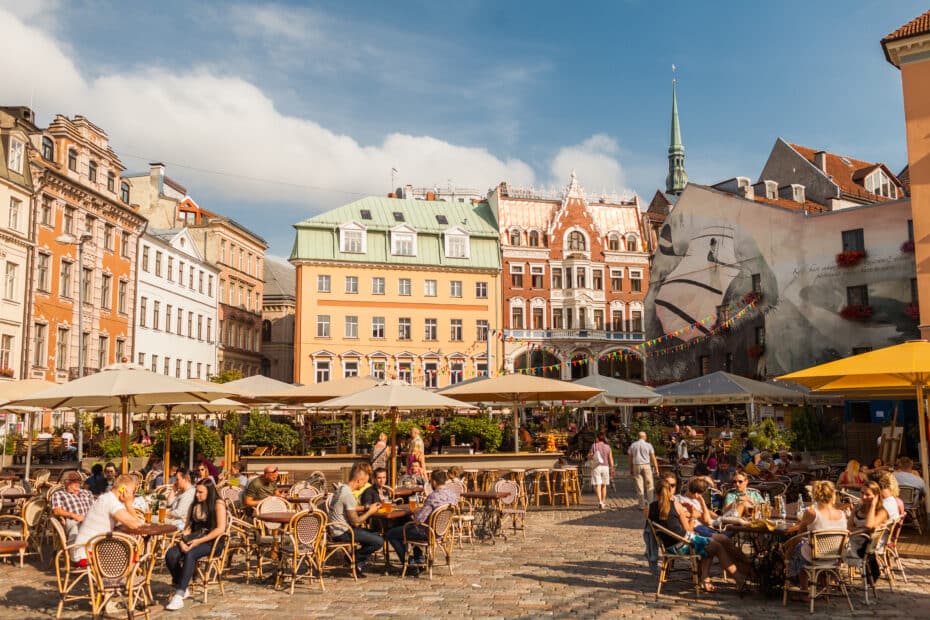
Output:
[371, 432, 391, 470]
[872, 470, 903, 520]
[787, 480, 848, 596]
[837, 459, 865, 489]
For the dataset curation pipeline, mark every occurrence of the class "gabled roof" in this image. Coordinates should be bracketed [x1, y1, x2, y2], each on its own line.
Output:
[646, 190, 672, 218]
[263, 256, 295, 301]
[788, 143, 902, 203]
[882, 10, 930, 44]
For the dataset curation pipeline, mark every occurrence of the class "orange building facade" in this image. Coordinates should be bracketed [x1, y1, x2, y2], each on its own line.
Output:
[883, 11, 930, 338]
[25, 113, 146, 381]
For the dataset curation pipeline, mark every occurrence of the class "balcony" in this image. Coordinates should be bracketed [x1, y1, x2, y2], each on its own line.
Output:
[505, 329, 644, 343]
[68, 366, 100, 380]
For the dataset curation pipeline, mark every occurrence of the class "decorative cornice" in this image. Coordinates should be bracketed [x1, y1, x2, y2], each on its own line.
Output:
[884, 32, 930, 66]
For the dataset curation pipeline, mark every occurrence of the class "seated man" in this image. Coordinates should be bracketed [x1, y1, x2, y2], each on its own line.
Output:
[386, 469, 457, 570]
[893, 457, 926, 495]
[150, 464, 178, 491]
[325, 463, 383, 577]
[676, 477, 723, 537]
[50, 471, 95, 544]
[722, 474, 763, 517]
[352, 462, 373, 501]
[102, 462, 118, 493]
[164, 467, 196, 531]
[360, 467, 392, 509]
[84, 463, 108, 496]
[242, 465, 282, 516]
[72, 474, 143, 564]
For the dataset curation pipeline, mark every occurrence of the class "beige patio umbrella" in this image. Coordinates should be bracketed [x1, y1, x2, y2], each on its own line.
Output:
[220, 375, 294, 404]
[0, 379, 59, 480]
[267, 376, 381, 453]
[440, 374, 603, 452]
[315, 381, 475, 483]
[5, 363, 236, 473]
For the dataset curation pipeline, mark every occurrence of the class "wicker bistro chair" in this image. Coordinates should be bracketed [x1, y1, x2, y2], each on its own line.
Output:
[322, 526, 358, 581]
[845, 526, 892, 605]
[782, 530, 854, 614]
[192, 526, 230, 603]
[0, 484, 28, 514]
[86, 533, 150, 620]
[0, 513, 29, 567]
[253, 496, 291, 578]
[219, 486, 244, 518]
[447, 480, 474, 547]
[289, 483, 321, 511]
[648, 520, 702, 599]
[48, 517, 91, 619]
[898, 485, 924, 535]
[21, 496, 49, 563]
[400, 504, 455, 580]
[884, 517, 908, 585]
[276, 510, 326, 594]
[494, 479, 526, 540]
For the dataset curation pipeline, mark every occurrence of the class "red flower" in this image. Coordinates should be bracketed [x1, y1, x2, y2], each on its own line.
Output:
[835, 250, 867, 267]
[747, 344, 765, 358]
[905, 303, 920, 320]
[901, 240, 915, 254]
[839, 304, 873, 321]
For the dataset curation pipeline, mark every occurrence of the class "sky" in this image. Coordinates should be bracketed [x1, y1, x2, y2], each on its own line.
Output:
[0, 0, 925, 257]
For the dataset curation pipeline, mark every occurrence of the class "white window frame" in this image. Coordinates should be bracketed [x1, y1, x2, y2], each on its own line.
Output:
[314, 359, 331, 383]
[343, 359, 359, 377]
[371, 316, 385, 339]
[316, 315, 331, 338]
[424, 279, 437, 297]
[339, 224, 367, 254]
[345, 315, 358, 339]
[372, 277, 385, 295]
[8, 197, 20, 231]
[345, 276, 358, 294]
[391, 228, 417, 256]
[444, 228, 470, 259]
[370, 359, 387, 380]
[7, 139, 24, 173]
[317, 274, 331, 293]
[450, 280, 462, 298]
[398, 278, 411, 296]
[475, 282, 488, 299]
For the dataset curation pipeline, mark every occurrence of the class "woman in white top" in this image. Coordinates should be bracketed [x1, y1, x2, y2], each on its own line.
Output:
[787, 480, 848, 596]
[873, 470, 903, 521]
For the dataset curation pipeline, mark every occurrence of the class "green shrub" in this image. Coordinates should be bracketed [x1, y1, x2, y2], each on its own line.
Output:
[151, 421, 223, 464]
[357, 416, 431, 448]
[99, 434, 152, 459]
[439, 416, 503, 453]
[241, 412, 299, 454]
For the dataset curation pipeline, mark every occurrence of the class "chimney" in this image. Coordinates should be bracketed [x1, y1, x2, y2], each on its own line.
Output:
[149, 162, 165, 187]
[814, 151, 827, 173]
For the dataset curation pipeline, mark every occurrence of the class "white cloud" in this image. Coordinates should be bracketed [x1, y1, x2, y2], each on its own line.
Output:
[549, 134, 629, 196]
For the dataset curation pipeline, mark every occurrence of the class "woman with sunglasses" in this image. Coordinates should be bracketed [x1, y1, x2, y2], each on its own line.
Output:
[722, 475, 764, 517]
[194, 464, 216, 486]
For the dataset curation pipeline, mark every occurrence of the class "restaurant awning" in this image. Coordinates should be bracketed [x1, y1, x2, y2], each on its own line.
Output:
[654, 371, 805, 406]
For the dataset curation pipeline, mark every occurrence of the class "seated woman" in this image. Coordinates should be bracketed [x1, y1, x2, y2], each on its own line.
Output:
[847, 480, 889, 581]
[871, 470, 904, 521]
[786, 480, 848, 598]
[677, 477, 725, 537]
[648, 479, 748, 592]
[837, 459, 866, 489]
[164, 481, 227, 611]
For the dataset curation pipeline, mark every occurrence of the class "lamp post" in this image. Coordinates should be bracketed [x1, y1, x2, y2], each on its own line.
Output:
[56, 232, 93, 464]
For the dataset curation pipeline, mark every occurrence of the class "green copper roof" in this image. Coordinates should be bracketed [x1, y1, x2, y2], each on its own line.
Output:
[290, 196, 501, 271]
[666, 80, 688, 196]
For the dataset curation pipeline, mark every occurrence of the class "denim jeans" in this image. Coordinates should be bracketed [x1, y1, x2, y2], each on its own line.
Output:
[330, 527, 383, 568]
[165, 540, 221, 591]
[386, 522, 428, 564]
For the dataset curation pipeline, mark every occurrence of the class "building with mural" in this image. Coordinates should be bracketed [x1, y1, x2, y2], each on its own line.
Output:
[261, 257, 295, 382]
[24, 111, 146, 382]
[290, 196, 503, 387]
[883, 10, 930, 339]
[488, 173, 649, 381]
[134, 227, 219, 380]
[125, 164, 267, 377]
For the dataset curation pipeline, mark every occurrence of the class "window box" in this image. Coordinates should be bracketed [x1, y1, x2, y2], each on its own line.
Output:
[746, 344, 765, 359]
[901, 240, 915, 254]
[905, 303, 920, 320]
[839, 304, 873, 321]
[742, 291, 762, 306]
[0, 367, 14, 378]
[835, 250, 866, 267]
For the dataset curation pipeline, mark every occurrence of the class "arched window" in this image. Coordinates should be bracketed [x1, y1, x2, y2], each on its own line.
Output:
[262, 319, 272, 342]
[607, 234, 620, 251]
[509, 229, 521, 246]
[626, 236, 637, 251]
[41, 137, 54, 161]
[567, 231, 586, 251]
[528, 230, 540, 247]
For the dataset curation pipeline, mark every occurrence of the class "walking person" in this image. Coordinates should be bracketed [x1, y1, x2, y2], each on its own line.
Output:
[628, 432, 659, 510]
[588, 432, 614, 509]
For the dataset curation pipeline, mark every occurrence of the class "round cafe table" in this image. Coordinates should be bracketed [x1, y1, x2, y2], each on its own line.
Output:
[462, 491, 508, 543]
[0, 540, 27, 553]
[255, 511, 297, 525]
[392, 487, 423, 499]
[369, 505, 413, 573]
[119, 523, 177, 537]
[0, 492, 35, 501]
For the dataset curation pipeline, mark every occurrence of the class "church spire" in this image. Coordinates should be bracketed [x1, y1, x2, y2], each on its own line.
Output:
[666, 76, 688, 196]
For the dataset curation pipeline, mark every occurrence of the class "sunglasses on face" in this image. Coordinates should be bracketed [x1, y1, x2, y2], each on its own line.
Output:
[735, 479, 747, 483]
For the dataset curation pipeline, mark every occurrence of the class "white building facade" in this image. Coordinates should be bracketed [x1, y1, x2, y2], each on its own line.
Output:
[134, 228, 219, 380]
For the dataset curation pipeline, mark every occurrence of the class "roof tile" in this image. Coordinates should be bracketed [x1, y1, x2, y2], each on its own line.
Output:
[788, 143, 901, 203]
[882, 10, 930, 43]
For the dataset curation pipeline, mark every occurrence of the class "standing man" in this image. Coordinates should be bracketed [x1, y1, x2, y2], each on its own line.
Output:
[50, 471, 95, 544]
[325, 463, 383, 577]
[628, 431, 659, 510]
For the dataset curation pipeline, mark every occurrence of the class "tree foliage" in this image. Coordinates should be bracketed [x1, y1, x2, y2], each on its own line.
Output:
[439, 416, 503, 453]
[241, 412, 300, 454]
[99, 434, 151, 459]
[357, 416, 431, 448]
[210, 369, 243, 384]
[790, 407, 819, 452]
[151, 421, 223, 464]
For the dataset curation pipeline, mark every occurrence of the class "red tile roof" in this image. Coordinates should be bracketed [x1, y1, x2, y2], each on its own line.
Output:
[752, 195, 826, 214]
[882, 10, 930, 43]
[788, 143, 901, 203]
[899, 165, 910, 196]
[646, 190, 671, 217]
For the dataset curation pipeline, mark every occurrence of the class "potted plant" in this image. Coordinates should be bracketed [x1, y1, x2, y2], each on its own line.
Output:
[901, 240, 915, 254]
[839, 304, 873, 321]
[742, 291, 762, 306]
[0, 367, 14, 378]
[747, 344, 765, 358]
[835, 250, 867, 267]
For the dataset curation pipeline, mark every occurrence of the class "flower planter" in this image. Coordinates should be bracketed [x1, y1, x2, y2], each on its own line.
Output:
[906, 303, 920, 320]
[836, 250, 867, 267]
[0, 368, 14, 378]
[747, 344, 765, 358]
[742, 291, 762, 306]
[840, 304, 873, 321]
[901, 240, 915, 254]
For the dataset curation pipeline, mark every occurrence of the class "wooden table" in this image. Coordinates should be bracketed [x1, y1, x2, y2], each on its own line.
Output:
[0, 492, 35, 501]
[392, 486, 423, 499]
[118, 523, 177, 537]
[462, 491, 508, 501]
[255, 511, 297, 525]
[0, 475, 20, 481]
[369, 505, 413, 573]
[0, 540, 27, 553]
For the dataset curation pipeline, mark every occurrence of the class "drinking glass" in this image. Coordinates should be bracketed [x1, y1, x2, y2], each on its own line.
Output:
[157, 507, 167, 523]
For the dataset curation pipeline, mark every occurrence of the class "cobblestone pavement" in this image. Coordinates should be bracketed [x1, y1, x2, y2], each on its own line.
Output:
[3, 481, 930, 619]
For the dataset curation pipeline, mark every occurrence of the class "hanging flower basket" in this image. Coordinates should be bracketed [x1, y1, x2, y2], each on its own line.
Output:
[840, 304, 873, 321]
[836, 250, 867, 267]
[901, 240, 915, 254]
[746, 344, 765, 358]
[0, 367, 14, 378]
[742, 291, 762, 306]
[906, 303, 920, 320]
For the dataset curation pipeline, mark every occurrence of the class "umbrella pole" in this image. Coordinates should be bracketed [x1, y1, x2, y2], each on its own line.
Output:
[390, 408, 398, 485]
[513, 399, 519, 453]
[121, 397, 130, 474]
[917, 386, 930, 528]
[77, 408, 83, 467]
[189, 414, 195, 471]
[164, 407, 173, 486]
[24, 410, 35, 481]
[351, 410, 357, 455]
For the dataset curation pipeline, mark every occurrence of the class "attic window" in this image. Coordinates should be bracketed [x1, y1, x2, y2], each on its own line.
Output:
[392, 211, 405, 222]
[435, 214, 448, 225]
[360, 209, 372, 220]
[840, 157, 853, 167]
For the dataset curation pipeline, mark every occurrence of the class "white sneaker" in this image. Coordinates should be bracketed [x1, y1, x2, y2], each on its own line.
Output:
[182, 588, 191, 600]
[165, 594, 184, 611]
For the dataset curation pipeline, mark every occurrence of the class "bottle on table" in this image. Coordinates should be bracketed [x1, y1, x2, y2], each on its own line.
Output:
[796, 494, 805, 517]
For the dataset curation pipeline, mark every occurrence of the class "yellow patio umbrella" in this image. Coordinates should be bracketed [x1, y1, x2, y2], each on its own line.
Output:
[778, 340, 930, 522]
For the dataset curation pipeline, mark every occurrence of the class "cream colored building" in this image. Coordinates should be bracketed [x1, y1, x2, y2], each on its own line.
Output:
[290, 196, 503, 387]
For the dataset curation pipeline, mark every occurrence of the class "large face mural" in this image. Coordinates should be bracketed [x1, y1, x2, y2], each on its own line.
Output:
[645, 186, 917, 381]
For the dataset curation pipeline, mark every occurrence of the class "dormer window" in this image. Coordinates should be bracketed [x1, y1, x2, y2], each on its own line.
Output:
[435, 214, 448, 225]
[391, 227, 416, 256]
[567, 231, 586, 251]
[7, 139, 24, 174]
[865, 169, 896, 199]
[444, 227, 469, 259]
[392, 211, 405, 222]
[41, 136, 54, 161]
[607, 233, 620, 251]
[764, 180, 777, 200]
[509, 229, 521, 246]
[528, 230, 540, 247]
[626, 235, 637, 252]
[339, 223, 367, 254]
[360, 209, 372, 220]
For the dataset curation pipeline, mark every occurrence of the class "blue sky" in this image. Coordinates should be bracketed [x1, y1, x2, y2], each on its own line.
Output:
[0, 0, 925, 256]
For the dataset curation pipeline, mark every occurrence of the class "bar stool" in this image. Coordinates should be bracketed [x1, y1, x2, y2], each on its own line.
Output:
[550, 469, 571, 506]
[480, 470, 500, 492]
[463, 469, 480, 492]
[504, 469, 528, 505]
[562, 467, 582, 505]
[530, 468, 553, 506]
